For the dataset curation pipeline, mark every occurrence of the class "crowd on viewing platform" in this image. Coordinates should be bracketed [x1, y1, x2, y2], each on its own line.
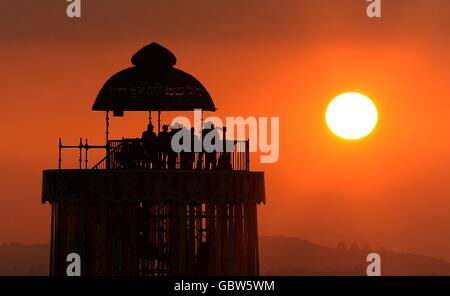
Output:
[58, 121, 249, 171]
[112, 121, 235, 171]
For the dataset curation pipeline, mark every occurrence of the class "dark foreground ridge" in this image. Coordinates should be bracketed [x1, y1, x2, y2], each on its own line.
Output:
[2, 236, 450, 276]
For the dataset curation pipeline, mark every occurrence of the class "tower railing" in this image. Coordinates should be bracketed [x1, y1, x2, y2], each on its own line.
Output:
[57, 138, 107, 170]
[58, 138, 250, 171]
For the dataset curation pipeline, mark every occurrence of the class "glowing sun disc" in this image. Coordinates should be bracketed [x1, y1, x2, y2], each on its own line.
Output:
[325, 92, 378, 140]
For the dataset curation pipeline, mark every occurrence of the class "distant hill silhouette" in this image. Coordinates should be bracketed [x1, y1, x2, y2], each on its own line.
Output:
[0, 243, 48, 275]
[260, 235, 450, 275]
[2, 237, 450, 275]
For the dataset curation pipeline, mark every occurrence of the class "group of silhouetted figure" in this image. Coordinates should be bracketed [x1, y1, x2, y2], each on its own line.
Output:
[115, 122, 230, 170]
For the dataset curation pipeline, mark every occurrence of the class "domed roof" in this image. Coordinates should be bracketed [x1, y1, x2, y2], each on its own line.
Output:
[92, 42, 216, 112]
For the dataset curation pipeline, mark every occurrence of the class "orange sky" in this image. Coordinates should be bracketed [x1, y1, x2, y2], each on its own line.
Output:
[1, 0, 450, 260]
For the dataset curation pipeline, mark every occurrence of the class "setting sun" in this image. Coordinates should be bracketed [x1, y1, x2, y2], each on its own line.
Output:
[325, 92, 378, 140]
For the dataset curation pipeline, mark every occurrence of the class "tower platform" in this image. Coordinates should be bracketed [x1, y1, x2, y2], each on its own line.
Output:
[42, 169, 265, 204]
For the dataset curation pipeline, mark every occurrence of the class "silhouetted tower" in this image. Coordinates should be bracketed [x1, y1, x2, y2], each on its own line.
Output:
[42, 43, 266, 276]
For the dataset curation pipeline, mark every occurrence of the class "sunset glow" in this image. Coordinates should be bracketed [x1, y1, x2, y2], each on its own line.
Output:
[1, 0, 450, 277]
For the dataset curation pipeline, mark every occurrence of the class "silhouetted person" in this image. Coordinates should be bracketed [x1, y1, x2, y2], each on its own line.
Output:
[217, 152, 232, 170]
[158, 124, 171, 169]
[179, 127, 195, 170]
[167, 123, 180, 169]
[115, 139, 142, 169]
[194, 132, 203, 170]
[196, 122, 218, 170]
[204, 123, 218, 170]
[116, 140, 132, 168]
[141, 123, 159, 169]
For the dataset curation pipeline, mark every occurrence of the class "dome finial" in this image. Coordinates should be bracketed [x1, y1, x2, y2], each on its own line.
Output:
[131, 42, 177, 68]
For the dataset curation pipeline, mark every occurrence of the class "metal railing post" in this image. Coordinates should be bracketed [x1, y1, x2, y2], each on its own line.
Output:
[78, 137, 83, 169]
[222, 126, 227, 153]
[85, 139, 89, 169]
[245, 140, 250, 171]
[106, 141, 111, 169]
[58, 138, 62, 170]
